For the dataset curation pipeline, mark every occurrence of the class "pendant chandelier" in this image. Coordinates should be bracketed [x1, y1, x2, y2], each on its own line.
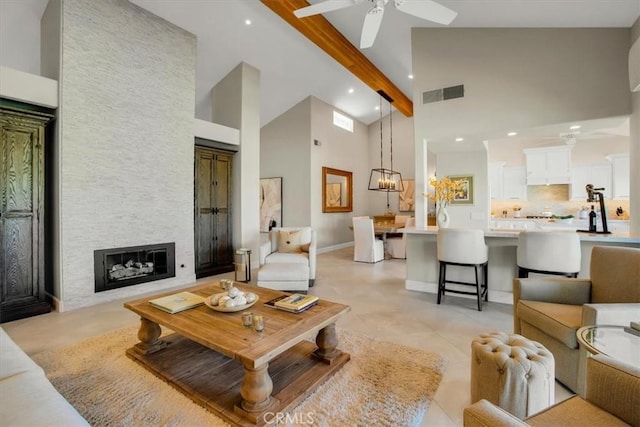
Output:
[368, 90, 404, 194]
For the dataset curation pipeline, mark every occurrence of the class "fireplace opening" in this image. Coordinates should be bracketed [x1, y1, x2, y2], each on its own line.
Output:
[94, 243, 175, 292]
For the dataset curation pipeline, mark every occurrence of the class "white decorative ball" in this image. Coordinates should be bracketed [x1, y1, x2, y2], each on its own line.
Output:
[235, 295, 247, 306]
[218, 295, 231, 306]
[225, 298, 238, 308]
[245, 293, 257, 303]
[228, 287, 240, 298]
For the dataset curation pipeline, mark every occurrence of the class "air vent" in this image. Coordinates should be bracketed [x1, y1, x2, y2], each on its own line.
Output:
[422, 84, 464, 104]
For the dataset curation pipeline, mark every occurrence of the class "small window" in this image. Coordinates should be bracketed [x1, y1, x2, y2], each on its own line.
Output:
[333, 111, 353, 132]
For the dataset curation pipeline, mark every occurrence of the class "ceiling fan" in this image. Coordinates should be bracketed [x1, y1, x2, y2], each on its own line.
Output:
[535, 131, 612, 147]
[294, 0, 458, 49]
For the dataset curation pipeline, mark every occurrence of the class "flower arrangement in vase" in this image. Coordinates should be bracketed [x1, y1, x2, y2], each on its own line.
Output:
[425, 177, 464, 228]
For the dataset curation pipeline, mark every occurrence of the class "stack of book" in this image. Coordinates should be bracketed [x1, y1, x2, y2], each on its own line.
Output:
[265, 294, 319, 313]
[149, 291, 205, 314]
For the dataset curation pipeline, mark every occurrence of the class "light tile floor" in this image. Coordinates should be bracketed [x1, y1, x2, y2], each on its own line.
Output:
[2, 247, 573, 426]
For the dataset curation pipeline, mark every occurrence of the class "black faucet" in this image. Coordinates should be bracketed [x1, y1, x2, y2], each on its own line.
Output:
[581, 184, 610, 234]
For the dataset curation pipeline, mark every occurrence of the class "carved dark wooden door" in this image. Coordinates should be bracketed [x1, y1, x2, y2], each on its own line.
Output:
[194, 146, 233, 278]
[0, 108, 51, 322]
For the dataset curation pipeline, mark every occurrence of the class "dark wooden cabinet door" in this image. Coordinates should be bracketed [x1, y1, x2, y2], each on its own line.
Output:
[212, 153, 233, 266]
[1, 109, 51, 322]
[194, 146, 233, 278]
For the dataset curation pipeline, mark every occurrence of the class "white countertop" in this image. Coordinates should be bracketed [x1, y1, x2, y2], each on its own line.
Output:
[404, 226, 640, 244]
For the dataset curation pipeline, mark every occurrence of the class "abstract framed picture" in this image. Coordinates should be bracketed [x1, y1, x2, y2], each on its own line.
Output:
[399, 179, 415, 211]
[449, 175, 474, 205]
[260, 177, 282, 232]
[325, 183, 342, 207]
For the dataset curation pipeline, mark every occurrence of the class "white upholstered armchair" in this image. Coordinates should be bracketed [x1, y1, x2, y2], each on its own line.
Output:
[259, 227, 316, 286]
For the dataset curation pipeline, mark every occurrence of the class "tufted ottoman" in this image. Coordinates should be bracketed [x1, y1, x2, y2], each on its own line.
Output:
[257, 263, 309, 292]
[470, 332, 555, 419]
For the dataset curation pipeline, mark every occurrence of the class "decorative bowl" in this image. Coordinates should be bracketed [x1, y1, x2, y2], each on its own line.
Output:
[204, 292, 258, 313]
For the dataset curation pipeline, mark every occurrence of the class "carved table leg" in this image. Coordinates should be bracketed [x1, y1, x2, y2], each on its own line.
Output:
[133, 317, 168, 355]
[313, 323, 343, 365]
[234, 362, 278, 423]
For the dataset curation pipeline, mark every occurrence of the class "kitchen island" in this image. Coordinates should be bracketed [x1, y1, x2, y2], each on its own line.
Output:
[404, 227, 640, 304]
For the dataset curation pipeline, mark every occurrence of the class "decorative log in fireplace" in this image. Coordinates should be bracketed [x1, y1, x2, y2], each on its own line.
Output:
[94, 243, 175, 292]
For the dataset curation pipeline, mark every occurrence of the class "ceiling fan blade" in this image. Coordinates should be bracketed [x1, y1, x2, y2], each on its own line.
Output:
[294, 0, 361, 18]
[393, 0, 457, 25]
[360, 6, 384, 49]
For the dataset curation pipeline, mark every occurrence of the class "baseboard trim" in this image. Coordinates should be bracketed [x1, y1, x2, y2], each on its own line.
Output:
[405, 280, 513, 305]
[318, 241, 354, 254]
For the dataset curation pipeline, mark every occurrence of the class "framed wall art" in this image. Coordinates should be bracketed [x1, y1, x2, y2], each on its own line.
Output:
[260, 177, 282, 231]
[449, 175, 474, 205]
[325, 183, 342, 207]
[399, 179, 415, 211]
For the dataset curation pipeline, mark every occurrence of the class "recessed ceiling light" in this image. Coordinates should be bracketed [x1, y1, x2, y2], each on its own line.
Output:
[374, 105, 380, 110]
[569, 125, 581, 130]
[348, 88, 354, 94]
[408, 74, 414, 79]
[507, 131, 517, 136]
[482, 140, 489, 143]
[244, 19, 252, 25]
[455, 137, 464, 142]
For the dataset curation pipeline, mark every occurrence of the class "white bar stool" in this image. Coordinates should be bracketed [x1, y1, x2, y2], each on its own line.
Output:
[437, 228, 489, 311]
[517, 231, 581, 278]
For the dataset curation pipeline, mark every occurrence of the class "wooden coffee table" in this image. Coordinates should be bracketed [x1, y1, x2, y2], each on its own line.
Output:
[124, 282, 350, 426]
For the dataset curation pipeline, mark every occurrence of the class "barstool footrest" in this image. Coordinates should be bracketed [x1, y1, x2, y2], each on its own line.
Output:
[441, 286, 488, 297]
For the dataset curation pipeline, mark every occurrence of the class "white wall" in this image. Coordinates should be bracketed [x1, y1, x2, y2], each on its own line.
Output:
[412, 28, 631, 141]
[42, 0, 197, 310]
[259, 96, 370, 249]
[631, 18, 640, 233]
[310, 97, 370, 249]
[260, 97, 312, 227]
[211, 62, 262, 266]
[435, 150, 489, 229]
[0, 0, 46, 74]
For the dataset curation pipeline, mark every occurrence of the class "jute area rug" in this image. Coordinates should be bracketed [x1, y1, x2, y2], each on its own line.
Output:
[32, 325, 446, 427]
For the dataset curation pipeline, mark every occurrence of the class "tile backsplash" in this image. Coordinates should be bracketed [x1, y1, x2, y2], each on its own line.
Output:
[492, 183, 630, 219]
[492, 197, 630, 219]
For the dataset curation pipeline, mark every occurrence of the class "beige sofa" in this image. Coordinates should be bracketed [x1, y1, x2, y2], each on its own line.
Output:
[0, 327, 89, 426]
[464, 354, 639, 426]
[513, 245, 640, 395]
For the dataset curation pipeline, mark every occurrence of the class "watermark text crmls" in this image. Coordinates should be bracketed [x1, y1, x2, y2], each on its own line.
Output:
[263, 411, 315, 425]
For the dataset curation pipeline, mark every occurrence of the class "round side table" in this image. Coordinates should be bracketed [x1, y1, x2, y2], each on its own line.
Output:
[577, 325, 640, 369]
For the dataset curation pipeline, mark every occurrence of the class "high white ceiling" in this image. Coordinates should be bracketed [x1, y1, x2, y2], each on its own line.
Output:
[1, 0, 639, 127]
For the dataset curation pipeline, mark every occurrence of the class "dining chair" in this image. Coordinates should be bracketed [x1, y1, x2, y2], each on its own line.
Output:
[386, 217, 415, 259]
[352, 217, 384, 263]
[394, 215, 411, 225]
[437, 228, 489, 311]
[517, 231, 581, 278]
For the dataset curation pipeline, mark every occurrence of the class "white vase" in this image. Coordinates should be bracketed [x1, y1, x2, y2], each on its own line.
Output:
[437, 204, 450, 228]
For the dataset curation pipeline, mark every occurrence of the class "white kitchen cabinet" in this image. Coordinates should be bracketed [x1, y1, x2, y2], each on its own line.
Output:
[606, 154, 630, 199]
[524, 146, 572, 185]
[489, 162, 505, 200]
[571, 163, 612, 200]
[502, 166, 527, 200]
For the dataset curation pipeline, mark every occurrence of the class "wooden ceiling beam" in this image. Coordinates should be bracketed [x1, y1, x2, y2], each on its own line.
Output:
[260, 0, 413, 118]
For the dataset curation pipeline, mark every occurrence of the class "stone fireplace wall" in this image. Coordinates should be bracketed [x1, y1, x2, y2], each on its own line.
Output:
[42, 0, 197, 310]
